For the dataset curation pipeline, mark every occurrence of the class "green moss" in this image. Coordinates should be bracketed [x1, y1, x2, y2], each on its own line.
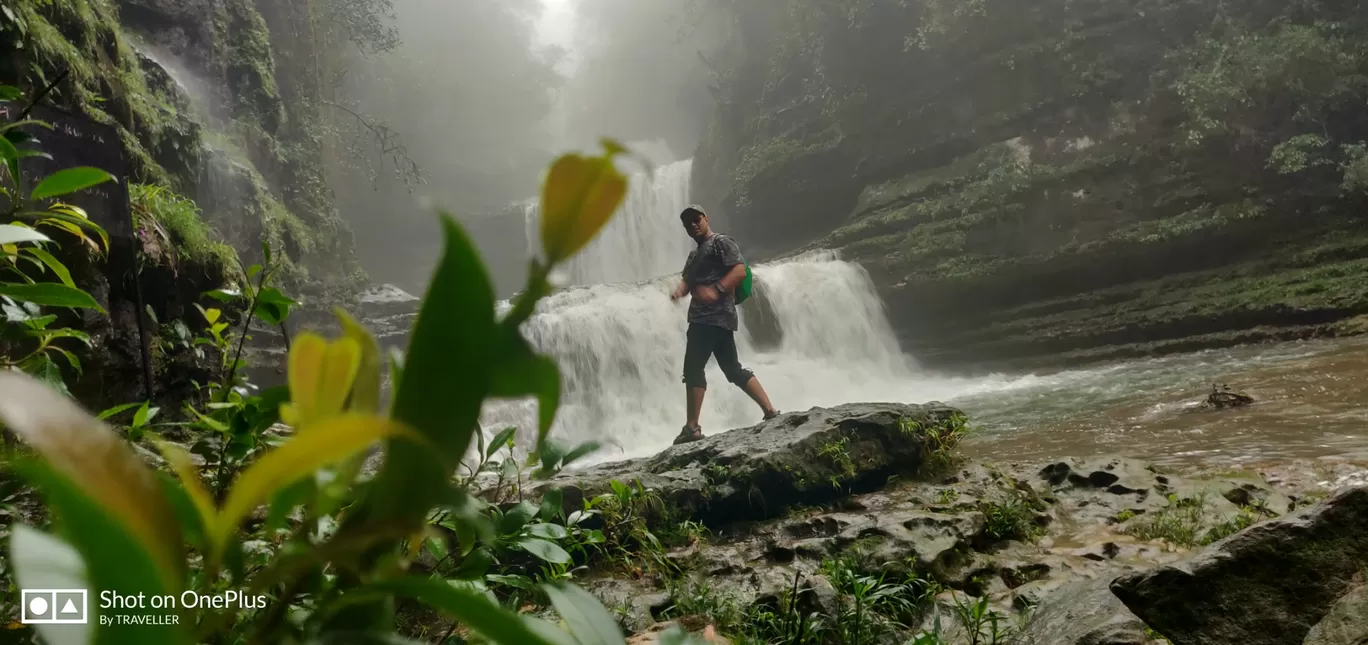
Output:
[212, 0, 284, 130]
[131, 183, 239, 276]
[1121, 492, 1276, 548]
[15, 0, 184, 185]
[1101, 200, 1268, 246]
[734, 127, 844, 188]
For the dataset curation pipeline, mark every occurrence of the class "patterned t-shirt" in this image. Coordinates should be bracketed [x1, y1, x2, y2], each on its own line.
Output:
[682, 234, 744, 331]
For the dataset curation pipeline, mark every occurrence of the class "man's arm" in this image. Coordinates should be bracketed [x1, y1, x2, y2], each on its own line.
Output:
[716, 263, 747, 293]
[672, 252, 695, 300]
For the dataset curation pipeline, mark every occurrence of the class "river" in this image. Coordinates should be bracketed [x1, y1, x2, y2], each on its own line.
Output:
[479, 155, 1368, 471]
[957, 335, 1368, 468]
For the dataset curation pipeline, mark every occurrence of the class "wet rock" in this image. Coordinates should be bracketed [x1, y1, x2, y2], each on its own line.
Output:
[1111, 485, 1368, 645]
[543, 402, 964, 525]
[1203, 383, 1254, 409]
[626, 620, 730, 645]
[358, 283, 421, 319]
[1031, 457, 1168, 525]
[584, 577, 667, 634]
[1009, 577, 1147, 645]
[1303, 579, 1368, 645]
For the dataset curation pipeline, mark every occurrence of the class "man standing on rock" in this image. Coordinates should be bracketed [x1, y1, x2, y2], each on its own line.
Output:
[670, 205, 780, 444]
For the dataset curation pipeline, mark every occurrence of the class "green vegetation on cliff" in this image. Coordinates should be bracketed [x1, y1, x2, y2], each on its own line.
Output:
[130, 183, 238, 277]
[2, 0, 367, 296]
[1, 0, 197, 185]
[694, 0, 1368, 368]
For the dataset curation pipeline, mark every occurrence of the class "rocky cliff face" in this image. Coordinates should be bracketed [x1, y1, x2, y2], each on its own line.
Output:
[693, 0, 1368, 369]
[2, 0, 364, 295]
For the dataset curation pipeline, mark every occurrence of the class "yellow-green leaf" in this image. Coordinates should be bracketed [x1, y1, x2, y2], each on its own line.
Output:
[25, 246, 74, 288]
[0, 371, 185, 594]
[335, 308, 382, 414]
[212, 413, 417, 558]
[283, 333, 361, 429]
[35, 203, 110, 252]
[539, 143, 629, 264]
[154, 441, 217, 545]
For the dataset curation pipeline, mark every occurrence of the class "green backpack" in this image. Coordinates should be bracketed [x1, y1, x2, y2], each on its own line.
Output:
[734, 262, 754, 305]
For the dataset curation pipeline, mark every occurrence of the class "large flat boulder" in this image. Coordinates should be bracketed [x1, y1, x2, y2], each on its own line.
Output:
[542, 402, 963, 525]
[1303, 580, 1368, 645]
[1110, 485, 1368, 645]
[1009, 577, 1148, 645]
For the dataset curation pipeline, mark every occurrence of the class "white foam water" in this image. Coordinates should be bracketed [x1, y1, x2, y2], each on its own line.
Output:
[486, 158, 1039, 463]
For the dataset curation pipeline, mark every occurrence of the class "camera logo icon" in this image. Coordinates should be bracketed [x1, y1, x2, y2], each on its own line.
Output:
[21, 589, 88, 624]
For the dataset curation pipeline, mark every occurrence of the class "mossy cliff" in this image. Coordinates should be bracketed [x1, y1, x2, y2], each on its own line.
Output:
[693, 0, 1368, 369]
[1, 0, 365, 296]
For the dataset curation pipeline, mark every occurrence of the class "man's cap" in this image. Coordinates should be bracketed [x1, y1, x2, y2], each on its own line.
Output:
[680, 204, 707, 219]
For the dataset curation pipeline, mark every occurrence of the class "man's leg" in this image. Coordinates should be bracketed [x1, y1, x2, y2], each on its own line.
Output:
[681, 324, 713, 431]
[714, 328, 778, 418]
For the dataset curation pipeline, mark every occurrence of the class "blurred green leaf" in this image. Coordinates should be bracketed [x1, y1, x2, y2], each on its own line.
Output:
[362, 214, 497, 527]
[543, 582, 629, 645]
[488, 327, 561, 451]
[0, 371, 187, 598]
[365, 577, 574, 645]
[0, 282, 103, 311]
[213, 414, 417, 561]
[30, 166, 116, 200]
[153, 441, 216, 552]
[14, 458, 189, 644]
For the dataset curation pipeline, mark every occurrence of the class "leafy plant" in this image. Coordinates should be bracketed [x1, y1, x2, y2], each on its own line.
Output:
[0, 85, 112, 393]
[949, 593, 1015, 645]
[903, 412, 974, 473]
[0, 139, 636, 644]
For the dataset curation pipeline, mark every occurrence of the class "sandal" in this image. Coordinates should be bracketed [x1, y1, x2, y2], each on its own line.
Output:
[763, 409, 782, 422]
[673, 425, 705, 445]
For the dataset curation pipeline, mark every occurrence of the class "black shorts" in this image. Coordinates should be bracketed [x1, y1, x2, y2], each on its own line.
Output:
[682, 323, 754, 389]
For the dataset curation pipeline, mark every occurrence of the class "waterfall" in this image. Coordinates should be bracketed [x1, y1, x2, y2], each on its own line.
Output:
[522, 159, 695, 285]
[483, 158, 1021, 463]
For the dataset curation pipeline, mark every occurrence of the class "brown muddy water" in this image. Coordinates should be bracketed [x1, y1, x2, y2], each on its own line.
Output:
[952, 336, 1368, 469]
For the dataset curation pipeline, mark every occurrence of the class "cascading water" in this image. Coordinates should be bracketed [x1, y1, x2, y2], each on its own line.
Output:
[522, 159, 695, 285]
[484, 158, 1033, 463]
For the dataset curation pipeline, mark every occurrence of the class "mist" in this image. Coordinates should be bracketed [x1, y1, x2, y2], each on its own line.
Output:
[330, 0, 728, 296]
